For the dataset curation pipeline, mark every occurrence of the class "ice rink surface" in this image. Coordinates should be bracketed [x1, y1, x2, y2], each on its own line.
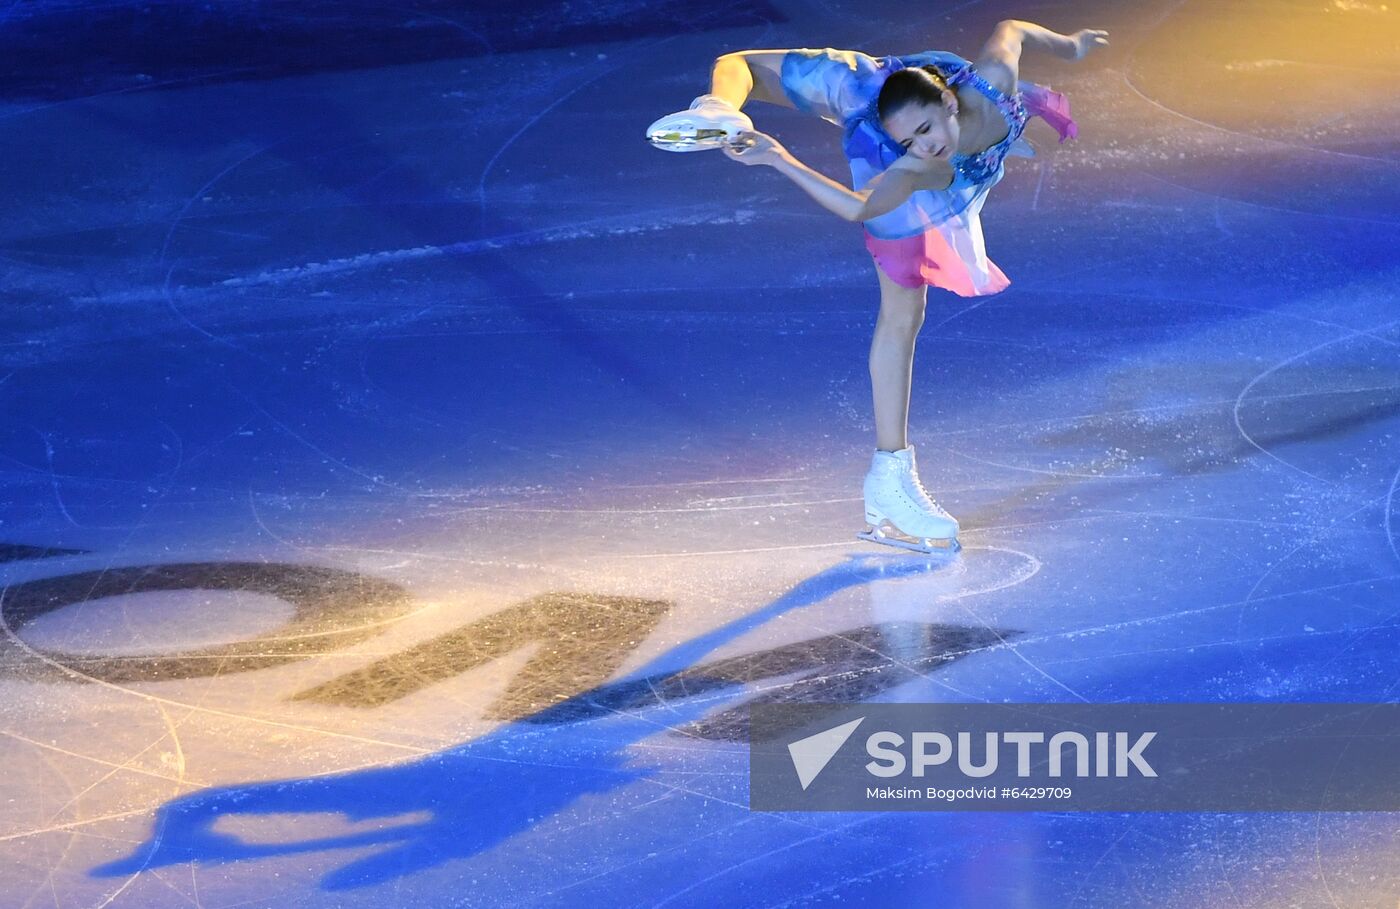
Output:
[1, 0, 1398, 906]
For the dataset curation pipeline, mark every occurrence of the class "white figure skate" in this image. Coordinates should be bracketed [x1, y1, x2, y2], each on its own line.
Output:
[857, 445, 960, 554]
[646, 94, 753, 152]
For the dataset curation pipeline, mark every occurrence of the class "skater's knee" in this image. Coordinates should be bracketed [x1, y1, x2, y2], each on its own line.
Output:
[875, 303, 926, 337]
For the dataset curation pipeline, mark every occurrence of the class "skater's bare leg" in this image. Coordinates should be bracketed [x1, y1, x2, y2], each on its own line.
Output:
[647, 52, 791, 151]
[708, 52, 796, 110]
[860, 264, 958, 551]
[869, 263, 927, 453]
[707, 54, 755, 109]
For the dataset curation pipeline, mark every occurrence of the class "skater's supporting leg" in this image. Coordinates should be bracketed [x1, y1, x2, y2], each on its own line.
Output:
[869, 263, 927, 453]
[861, 262, 959, 552]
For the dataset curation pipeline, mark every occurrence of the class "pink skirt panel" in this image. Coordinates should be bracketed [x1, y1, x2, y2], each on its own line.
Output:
[863, 228, 1010, 297]
[1020, 82, 1078, 143]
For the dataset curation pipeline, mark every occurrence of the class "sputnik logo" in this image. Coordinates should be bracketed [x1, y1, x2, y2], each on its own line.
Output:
[787, 717, 865, 790]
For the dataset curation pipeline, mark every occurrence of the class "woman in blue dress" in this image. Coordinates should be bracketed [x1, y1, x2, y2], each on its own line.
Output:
[647, 20, 1108, 552]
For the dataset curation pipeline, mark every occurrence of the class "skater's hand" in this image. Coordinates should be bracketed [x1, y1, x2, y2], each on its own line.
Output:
[1068, 28, 1109, 60]
[722, 130, 789, 167]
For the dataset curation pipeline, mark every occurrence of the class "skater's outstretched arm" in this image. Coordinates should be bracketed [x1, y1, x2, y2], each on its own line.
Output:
[975, 21, 1109, 93]
[722, 130, 950, 222]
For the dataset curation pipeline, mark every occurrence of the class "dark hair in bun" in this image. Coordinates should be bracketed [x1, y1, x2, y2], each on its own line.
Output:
[877, 65, 953, 122]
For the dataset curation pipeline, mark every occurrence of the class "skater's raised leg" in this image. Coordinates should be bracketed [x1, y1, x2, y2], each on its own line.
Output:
[645, 53, 784, 151]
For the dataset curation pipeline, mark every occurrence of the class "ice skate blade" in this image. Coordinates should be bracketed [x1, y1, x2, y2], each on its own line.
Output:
[647, 129, 732, 152]
[857, 526, 960, 556]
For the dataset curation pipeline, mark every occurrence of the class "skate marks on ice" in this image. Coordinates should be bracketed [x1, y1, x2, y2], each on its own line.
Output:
[1386, 462, 1400, 568]
[941, 353, 1400, 537]
[1229, 321, 1400, 488]
[89, 554, 1017, 891]
[1121, 0, 1400, 168]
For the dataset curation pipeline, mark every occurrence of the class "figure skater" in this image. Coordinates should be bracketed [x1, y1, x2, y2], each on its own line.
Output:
[646, 20, 1108, 553]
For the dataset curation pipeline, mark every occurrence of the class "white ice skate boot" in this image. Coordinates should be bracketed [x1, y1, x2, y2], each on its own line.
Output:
[646, 94, 753, 151]
[858, 445, 960, 554]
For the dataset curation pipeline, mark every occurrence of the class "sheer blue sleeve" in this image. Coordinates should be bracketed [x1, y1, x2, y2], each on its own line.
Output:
[779, 48, 885, 126]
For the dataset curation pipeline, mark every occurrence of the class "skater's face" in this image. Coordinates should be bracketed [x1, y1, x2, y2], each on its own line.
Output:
[883, 94, 959, 160]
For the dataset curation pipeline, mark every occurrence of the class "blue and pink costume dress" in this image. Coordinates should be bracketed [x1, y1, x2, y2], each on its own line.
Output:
[779, 48, 1077, 297]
